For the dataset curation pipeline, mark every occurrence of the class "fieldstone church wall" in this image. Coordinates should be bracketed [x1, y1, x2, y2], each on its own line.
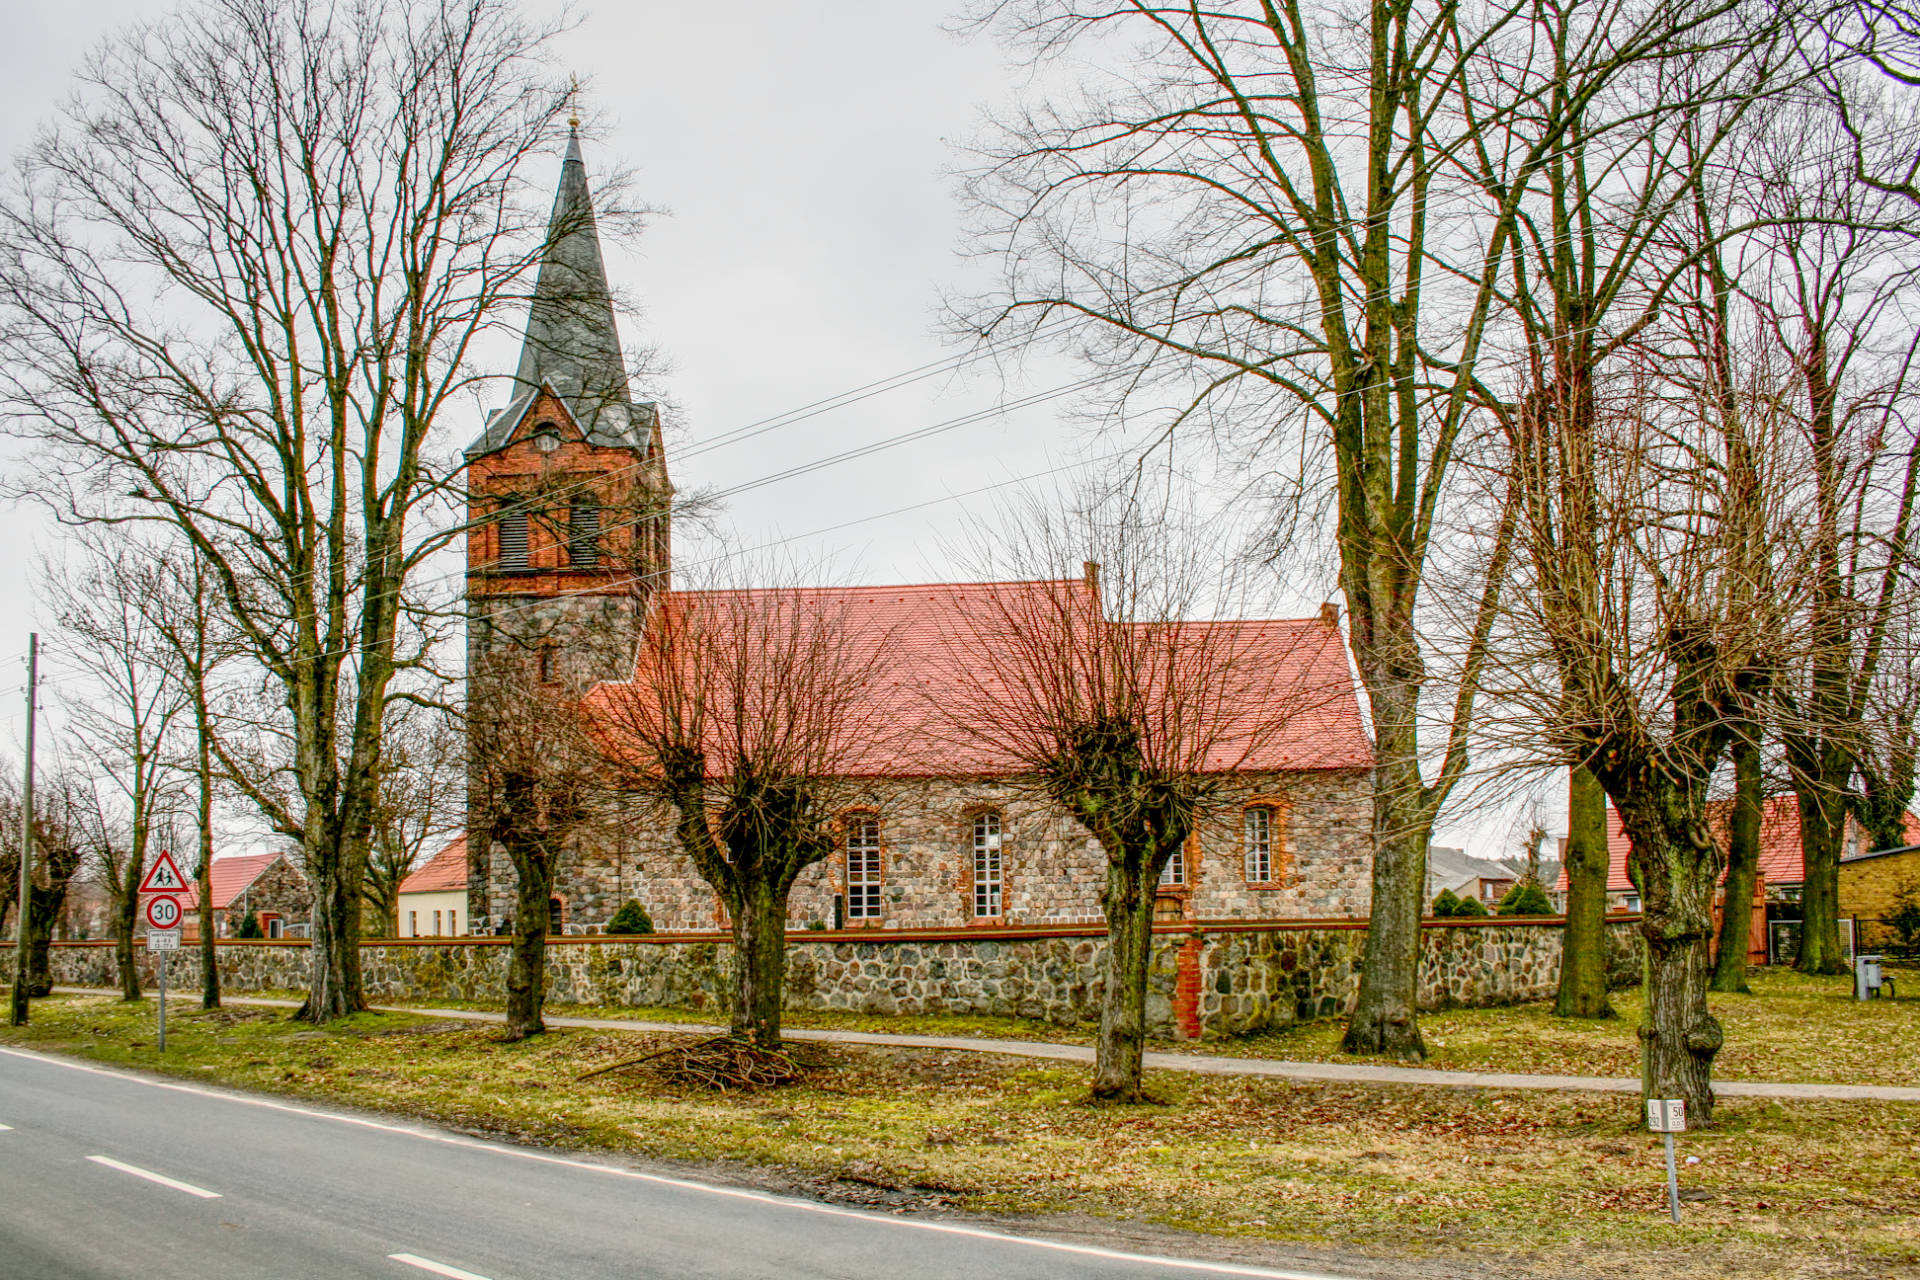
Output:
[483, 769, 1375, 936]
[26, 916, 1641, 1040]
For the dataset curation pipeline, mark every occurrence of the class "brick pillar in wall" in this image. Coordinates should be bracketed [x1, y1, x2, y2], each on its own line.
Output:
[1173, 933, 1206, 1040]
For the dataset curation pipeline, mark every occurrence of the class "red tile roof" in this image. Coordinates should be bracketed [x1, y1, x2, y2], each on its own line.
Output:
[1556, 795, 1920, 893]
[177, 853, 282, 911]
[400, 838, 468, 894]
[589, 580, 1373, 778]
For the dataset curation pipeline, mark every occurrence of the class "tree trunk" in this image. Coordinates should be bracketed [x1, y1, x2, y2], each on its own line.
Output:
[1556, 765, 1615, 1018]
[730, 877, 790, 1049]
[114, 879, 141, 1001]
[298, 838, 367, 1022]
[1093, 860, 1157, 1101]
[1794, 781, 1848, 975]
[1711, 736, 1763, 994]
[504, 859, 551, 1041]
[1619, 802, 1723, 1124]
[196, 732, 221, 1009]
[26, 884, 63, 997]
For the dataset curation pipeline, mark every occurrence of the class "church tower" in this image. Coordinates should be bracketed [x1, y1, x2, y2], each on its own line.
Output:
[465, 129, 670, 930]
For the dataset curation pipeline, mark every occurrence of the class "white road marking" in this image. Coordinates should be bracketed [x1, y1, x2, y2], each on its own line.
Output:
[389, 1254, 494, 1280]
[86, 1154, 222, 1199]
[6, 1048, 1348, 1280]
[0, 1122, 12, 1130]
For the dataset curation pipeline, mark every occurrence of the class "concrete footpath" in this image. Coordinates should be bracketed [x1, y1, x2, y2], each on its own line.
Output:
[57, 986, 1920, 1103]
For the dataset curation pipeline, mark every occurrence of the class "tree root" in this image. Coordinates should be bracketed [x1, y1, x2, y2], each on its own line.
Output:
[578, 1035, 806, 1092]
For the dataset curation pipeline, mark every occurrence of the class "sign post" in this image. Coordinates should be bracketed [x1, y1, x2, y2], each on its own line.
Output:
[140, 852, 191, 1053]
[1646, 1099, 1687, 1223]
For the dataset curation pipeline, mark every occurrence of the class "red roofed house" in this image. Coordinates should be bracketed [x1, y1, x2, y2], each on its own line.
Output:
[398, 839, 470, 938]
[460, 135, 1375, 935]
[170, 852, 311, 941]
[1556, 794, 1916, 961]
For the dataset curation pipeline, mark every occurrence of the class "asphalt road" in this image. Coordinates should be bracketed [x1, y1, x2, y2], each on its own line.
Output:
[0, 1046, 1352, 1280]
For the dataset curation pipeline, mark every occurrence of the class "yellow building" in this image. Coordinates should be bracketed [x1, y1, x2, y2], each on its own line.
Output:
[1839, 844, 1920, 952]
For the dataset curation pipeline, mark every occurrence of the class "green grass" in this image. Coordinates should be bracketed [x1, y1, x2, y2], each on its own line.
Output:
[3, 991, 1916, 1280]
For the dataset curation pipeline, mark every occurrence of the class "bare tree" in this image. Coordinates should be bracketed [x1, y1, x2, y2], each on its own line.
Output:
[593, 562, 892, 1050]
[0, 0, 629, 1023]
[365, 705, 464, 938]
[942, 493, 1345, 1100]
[1494, 337, 1801, 1121]
[467, 653, 602, 1040]
[954, 0, 1792, 1057]
[45, 534, 189, 1000]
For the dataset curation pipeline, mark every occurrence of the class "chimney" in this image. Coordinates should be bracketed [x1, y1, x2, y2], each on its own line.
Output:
[1320, 599, 1339, 626]
[1083, 561, 1101, 594]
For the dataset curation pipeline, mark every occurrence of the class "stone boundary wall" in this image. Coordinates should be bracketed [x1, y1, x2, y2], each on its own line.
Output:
[19, 917, 1643, 1040]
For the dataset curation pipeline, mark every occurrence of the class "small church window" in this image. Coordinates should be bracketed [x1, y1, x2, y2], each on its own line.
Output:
[972, 812, 1003, 918]
[1160, 842, 1186, 887]
[1245, 806, 1275, 883]
[498, 510, 530, 571]
[846, 816, 882, 920]
[569, 503, 601, 567]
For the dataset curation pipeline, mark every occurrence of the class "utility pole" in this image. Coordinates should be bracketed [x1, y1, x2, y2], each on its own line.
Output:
[10, 634, 38, 1026]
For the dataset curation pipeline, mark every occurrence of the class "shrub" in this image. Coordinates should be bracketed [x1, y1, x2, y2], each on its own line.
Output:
[1453, 895, 1489, 917]
[1497, 882, 1554, 916]
[604, 899, 655, 936]
[1431, 887, 1462, 918]
[236, 909, 264, 939]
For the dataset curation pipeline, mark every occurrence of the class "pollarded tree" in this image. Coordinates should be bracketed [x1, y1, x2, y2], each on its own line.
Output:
[467, 651, 603, 1041]
[1494, 342, 1803, 1123]
[942, 493, 1349, 1100]
[592, 560, 892, 1050]
[0, 0, 639, 1023]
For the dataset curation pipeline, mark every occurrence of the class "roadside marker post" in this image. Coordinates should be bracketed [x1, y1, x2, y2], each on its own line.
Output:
[1646, 1099, 1686, 1223]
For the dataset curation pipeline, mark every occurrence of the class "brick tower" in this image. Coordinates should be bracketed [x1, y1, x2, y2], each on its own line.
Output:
[464, 129, 670, 931]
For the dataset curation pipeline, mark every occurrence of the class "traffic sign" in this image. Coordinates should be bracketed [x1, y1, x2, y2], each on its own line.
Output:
[146, 930, 179, 951]
[145, 896, 182, 930]
[138, 850, 191, 895]
[1646, 1099, 1687, 1133]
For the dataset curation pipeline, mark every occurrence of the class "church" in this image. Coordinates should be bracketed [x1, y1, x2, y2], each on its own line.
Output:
[463, 135, 1375, 936]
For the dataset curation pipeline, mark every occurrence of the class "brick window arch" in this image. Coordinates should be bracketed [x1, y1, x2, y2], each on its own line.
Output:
[844, 813, 883, 921]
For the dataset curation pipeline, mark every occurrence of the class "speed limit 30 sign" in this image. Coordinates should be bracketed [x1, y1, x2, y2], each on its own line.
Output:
[145, 895, 182, 931]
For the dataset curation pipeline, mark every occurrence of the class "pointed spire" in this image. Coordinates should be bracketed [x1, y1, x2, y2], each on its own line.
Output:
[513, 126, 630, 424]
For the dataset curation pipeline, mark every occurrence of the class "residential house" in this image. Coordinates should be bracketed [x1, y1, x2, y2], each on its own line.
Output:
[173, 852, 311, 940]
[398, 838, 470, 938]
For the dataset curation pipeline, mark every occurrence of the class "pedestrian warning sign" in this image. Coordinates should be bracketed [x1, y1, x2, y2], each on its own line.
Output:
[138, 850, 191, 895]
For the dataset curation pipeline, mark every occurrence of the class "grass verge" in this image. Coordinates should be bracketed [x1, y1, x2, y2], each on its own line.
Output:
[2, 991, 1914, 1280]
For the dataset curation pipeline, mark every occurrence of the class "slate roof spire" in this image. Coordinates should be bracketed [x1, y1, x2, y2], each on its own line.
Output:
[514, 124, 630, 413]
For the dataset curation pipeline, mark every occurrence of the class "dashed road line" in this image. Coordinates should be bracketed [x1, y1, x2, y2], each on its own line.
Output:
[390, 1254, 494, 1280]
[86, 1154, 222, 1199]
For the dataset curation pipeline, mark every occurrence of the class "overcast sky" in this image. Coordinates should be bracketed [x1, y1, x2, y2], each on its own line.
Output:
[0, 0, 1553, 858]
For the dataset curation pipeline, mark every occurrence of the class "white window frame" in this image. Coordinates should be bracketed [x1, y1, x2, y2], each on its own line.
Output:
[408, 910, 417, 937]
[1244, 807, 1274, 883]
[1159, 842, 1186, 887]
[972, 812, 1003, 918]
[845, 815, 883, 920]
[449, 909, 458, 936]
[432, 909, 442, 936]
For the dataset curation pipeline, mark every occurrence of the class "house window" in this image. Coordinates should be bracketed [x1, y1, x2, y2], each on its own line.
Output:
[569, 503, 601, 567]
[846, 816, 883, 920]
[432, 909, 442, 936]
[498, 509, 530, 571]
[263, 915, 284, 939]
[1245, 807, 1275, 883]
[548, 897, 565, 935]
[1159, 843, 1186, 886]
[408, 910, 417, 937]
[972, 812, 1003, 917]
[449, 909, 458, 936]
[537, 646, 555, 684]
